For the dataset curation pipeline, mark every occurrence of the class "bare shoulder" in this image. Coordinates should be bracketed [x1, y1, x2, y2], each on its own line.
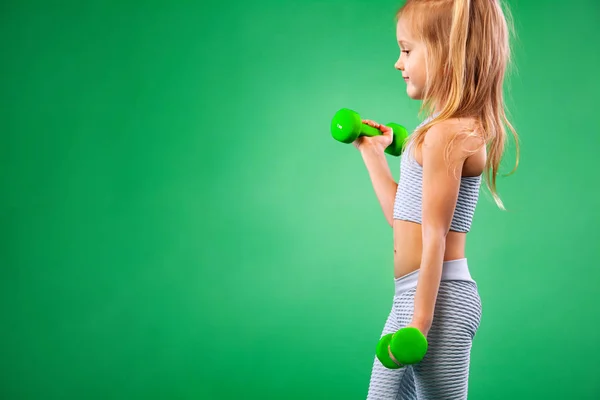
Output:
[423, 117, 484, 160]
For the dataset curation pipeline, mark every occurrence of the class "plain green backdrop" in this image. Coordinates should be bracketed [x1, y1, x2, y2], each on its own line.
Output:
[1, 0, 599, 399]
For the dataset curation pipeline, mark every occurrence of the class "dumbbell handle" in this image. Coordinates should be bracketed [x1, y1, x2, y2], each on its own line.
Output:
[353, 121, 382, 138]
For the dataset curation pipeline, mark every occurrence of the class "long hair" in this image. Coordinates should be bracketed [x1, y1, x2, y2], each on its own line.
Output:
[396, 0, 519, 210]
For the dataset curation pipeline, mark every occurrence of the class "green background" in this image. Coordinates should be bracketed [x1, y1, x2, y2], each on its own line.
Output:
[2, 0, 599, 399]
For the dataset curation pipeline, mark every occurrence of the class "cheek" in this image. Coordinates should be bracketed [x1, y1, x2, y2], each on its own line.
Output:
[412, 62, 425, 81]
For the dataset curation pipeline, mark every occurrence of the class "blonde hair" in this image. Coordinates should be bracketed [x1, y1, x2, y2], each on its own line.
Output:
[396, 0, 519, 210]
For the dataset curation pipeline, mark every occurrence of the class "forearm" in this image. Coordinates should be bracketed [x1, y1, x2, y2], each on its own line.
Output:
[412, 236, 446, 324]
[360, 146, 398, 226]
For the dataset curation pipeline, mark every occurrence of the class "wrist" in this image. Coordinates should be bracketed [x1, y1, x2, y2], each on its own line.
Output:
[412, 314, 433, 326]
[360, 143, 385, 157]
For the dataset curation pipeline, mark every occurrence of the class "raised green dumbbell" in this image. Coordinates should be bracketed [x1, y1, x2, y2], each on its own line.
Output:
[330, 108, 409, 156]
[375, 327, 428, 369]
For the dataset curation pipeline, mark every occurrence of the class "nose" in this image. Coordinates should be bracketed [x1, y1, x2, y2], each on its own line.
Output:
[395, 56, 404, 71]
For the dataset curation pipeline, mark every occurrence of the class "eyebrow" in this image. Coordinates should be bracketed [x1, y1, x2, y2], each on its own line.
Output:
[398, 40, 411, 46]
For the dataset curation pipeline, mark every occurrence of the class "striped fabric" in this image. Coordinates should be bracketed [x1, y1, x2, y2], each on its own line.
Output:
[392, 117, 481, 232]
[366, 279, 482, 399]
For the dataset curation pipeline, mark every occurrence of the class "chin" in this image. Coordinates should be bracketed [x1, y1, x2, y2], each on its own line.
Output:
[406, 88, 423, 100]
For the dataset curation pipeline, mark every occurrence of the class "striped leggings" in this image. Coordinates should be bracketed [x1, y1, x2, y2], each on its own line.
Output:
[366, 258, 482, 400]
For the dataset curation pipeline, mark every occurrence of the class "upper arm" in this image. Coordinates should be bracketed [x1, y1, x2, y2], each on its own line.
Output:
[421, 120, 481, 238]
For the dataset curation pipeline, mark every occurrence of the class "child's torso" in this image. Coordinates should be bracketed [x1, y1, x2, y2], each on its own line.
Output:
[392, 116, 486, 278]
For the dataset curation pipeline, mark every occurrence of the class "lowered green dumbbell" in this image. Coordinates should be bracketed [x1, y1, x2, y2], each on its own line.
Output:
[376, 327, 428, 369]
[330, 108, 409, 156]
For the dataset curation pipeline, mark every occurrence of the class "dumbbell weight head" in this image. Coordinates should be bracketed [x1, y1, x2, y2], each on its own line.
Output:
[384, 123, 409, 157]
[375, 333, 402, 369]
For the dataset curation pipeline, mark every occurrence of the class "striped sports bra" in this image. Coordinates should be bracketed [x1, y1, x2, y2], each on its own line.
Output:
[392, 116, 482, 233]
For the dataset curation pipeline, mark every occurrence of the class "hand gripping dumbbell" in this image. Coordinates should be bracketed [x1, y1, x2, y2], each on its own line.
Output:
[375, 327, 428, 369]
[330, 108, 409, 156]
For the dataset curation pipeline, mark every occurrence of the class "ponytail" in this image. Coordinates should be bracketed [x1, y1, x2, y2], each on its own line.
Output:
[447, 0, 470, 105]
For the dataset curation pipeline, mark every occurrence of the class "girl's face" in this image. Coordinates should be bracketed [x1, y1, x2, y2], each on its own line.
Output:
[395, 19, 428, 100]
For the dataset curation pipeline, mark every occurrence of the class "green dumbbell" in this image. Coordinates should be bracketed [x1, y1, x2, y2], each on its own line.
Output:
[375, 327, 428, 369]
[330, 108, 409, 156]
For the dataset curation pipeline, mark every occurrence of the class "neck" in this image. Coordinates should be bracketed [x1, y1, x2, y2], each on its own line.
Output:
[420, 99, 443, 117]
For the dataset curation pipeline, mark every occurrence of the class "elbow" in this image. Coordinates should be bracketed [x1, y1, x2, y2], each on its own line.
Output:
[386, 215, 394, 228]
[387, 208, 395, 227]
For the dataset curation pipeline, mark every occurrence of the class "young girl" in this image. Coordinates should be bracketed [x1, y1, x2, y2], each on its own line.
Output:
[354, 0, 519, 398]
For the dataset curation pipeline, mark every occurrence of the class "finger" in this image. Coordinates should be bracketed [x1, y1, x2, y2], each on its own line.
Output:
[379, 124, 393, 136]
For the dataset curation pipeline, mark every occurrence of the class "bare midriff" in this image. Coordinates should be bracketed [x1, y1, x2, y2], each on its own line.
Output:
[392, 220, 466, 279]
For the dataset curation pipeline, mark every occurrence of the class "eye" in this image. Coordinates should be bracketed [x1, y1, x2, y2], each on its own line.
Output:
[401, 50, 410, 56]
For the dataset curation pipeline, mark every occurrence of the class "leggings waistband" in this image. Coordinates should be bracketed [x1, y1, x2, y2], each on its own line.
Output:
[394, 258, 475, 296]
